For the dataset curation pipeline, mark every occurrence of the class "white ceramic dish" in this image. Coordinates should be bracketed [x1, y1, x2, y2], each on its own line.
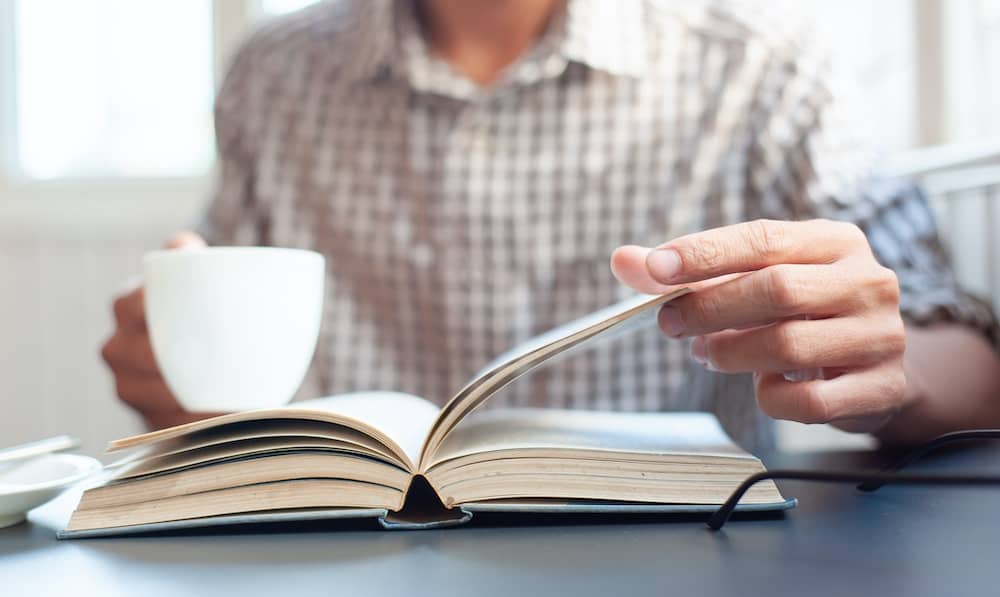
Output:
[0, 453, 102, 528]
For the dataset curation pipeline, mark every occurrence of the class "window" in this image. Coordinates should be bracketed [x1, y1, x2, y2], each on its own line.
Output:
[942, 0, 1000, 145]
[802, 0, 916, 153]
[10, 0, 215, 180]
[1, 0, 320, 183]
[1, 0, 997, 186]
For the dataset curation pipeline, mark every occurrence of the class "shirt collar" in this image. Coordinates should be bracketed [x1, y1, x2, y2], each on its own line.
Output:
[558, 0, 648, 79]
[337, 0, 648, 91]
[333, 0, 398, 85]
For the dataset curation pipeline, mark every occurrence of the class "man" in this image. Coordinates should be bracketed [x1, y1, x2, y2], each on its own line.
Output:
[102, 0, 1000, 450]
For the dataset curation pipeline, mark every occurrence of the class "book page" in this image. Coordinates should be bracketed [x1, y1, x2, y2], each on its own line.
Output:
[431, 409, 749, 467]
[294, 393, 440, 466]
[127, 420, 395, 463]
[418, 289, 690, 470]
[112, 436, 393, 481]
[109, 391, 440, 471]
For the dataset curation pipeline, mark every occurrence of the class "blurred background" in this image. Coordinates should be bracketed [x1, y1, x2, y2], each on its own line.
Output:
[2, 0, 999, 455]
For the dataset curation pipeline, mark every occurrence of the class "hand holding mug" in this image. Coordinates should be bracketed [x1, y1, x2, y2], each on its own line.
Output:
[142, 243, 324, 414]
[101, 232, 215, 429]
[103, 233, 325, 429]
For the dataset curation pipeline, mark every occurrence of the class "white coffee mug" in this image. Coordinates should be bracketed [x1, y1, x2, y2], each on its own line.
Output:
[143, 247, 325, 412]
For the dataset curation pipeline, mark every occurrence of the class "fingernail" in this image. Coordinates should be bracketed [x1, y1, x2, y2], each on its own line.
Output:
[165, 232, 207, 250]
[690, 336, 720, 371]
[783, 369, 822, 383]
[659, 305, 686, 337]
[690, 336, 708, 364]
[646, 249, 681, 283]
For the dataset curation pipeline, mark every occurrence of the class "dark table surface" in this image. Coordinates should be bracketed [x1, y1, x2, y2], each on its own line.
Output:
[2, 444, 999, 597]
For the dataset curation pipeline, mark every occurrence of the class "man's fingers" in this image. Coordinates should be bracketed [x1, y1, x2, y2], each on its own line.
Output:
[656, 262, 893, 336]
[645, 219, 869, 285]
[111, 288, 146, 331]
[113, 372, 180, 415]
[754, 362, 906, 427]
[611, 245, 746, 297]
[101, 330, 161, 375]
[110, 232, 205, 330]
[692, 317, 906, 374]
[101, 230, 206, 431]
[611, 245, 685, 295]
[165, 231, 206, 250]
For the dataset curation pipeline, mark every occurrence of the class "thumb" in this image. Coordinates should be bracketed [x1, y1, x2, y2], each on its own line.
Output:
[164, 231, 207, 250]
[611, 244, 749, 296]
[611, 245, 680, 295]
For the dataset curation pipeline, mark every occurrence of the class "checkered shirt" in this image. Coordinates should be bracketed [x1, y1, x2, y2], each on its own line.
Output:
[198, 0, 997, 449]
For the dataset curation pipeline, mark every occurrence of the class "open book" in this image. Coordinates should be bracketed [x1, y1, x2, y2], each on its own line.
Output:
[63, 291, 791, 537]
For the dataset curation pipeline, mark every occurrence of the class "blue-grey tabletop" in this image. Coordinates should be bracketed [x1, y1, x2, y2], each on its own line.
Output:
[2, 445, 998, 597]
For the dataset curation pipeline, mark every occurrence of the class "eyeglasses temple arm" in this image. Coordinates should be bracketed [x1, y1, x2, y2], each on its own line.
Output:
[856, 429, 1000, 492]
[707, 469, 1000, 530]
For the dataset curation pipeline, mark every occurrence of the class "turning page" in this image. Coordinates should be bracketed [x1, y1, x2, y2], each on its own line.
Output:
[109, 391, 440, 471]
[418, 289, 690, 470]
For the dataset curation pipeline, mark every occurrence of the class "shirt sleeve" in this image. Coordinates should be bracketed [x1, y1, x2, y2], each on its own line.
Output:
[744, 35, 999, 348]
[196, 38, 269, 246]
[837, 180, 998, 347]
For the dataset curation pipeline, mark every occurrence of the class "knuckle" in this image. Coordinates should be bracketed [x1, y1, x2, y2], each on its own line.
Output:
[702, 335, 731, 370]
[112, 289, 143, 323]
[888, 367, 907, 402]
[100, 337, 118, 365]
[796, 383, 830, 424]
[770, 322, 808, 367]
[689, 294, 724, 331]
[762, 265, 802, 311]
[835, 220, 868, 244]
[756, 383, 829, 423]
[872, 266, 901, 305]
[883, 320, 907, 358]
[111, 295, 131, 324]
[683, 236, 726, 272]
[747, 219, 787, 260]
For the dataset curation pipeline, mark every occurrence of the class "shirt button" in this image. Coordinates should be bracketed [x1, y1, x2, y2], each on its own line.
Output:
[518, 62, 540, 81]
[412, 243, 434, 268]
[542, 54, 563, 76]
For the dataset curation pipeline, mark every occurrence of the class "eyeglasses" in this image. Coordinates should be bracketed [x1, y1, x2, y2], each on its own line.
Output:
[707, 429, 1000, 530]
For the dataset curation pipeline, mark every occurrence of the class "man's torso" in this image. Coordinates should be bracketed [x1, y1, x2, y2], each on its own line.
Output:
[201, 0, 817, 449]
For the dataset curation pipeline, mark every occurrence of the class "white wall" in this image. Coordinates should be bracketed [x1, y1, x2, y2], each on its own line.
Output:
[0, 184, 209, 456]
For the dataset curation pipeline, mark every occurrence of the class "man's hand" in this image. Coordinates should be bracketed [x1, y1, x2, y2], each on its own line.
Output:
[101, 232, 222, 430]
[611, 219, 907, 433]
